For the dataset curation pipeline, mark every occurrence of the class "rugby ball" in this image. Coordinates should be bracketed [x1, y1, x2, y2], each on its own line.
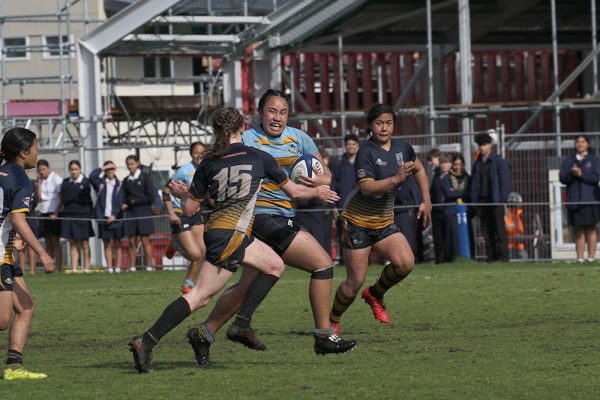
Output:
[290, 154, 324, 184]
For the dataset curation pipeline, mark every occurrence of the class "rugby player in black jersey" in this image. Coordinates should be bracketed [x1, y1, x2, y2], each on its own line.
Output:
[129, 107, 349, 373]
[330, 104, 432, 334]
[0, 128, 54, 380]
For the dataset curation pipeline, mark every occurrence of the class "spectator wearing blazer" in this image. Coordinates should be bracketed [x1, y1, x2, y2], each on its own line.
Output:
[470, 132, 511, 263]
[59, 160, 94, 273]
[122, 154, 156, 272]
[90, 161, 125, 273]
[559, 134, 600, 262]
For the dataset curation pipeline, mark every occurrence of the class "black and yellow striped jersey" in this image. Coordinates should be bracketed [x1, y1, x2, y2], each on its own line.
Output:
[188, 143, 289, 237]
[0, 163, 33, 266]
[342, 138, 416, 229]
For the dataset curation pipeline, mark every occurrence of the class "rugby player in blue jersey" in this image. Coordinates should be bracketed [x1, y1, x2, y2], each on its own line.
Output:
[187, 90, 357, 366]
[163, 142, 207, 294]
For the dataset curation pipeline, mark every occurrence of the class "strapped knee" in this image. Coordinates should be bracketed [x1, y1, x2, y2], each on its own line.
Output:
[311, 265, 334, 280]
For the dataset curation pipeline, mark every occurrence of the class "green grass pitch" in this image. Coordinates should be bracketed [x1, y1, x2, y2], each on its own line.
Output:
[2, 262, 600, 399]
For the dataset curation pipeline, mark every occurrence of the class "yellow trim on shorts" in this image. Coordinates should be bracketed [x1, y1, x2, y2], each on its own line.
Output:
[218, 231, 245, 264]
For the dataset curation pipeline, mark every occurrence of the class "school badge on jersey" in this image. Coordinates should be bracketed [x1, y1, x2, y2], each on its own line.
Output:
[395, 152, 404, 165]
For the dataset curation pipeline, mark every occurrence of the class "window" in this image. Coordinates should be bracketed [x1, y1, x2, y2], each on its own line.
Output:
[143, 57, 173, 79]
[43, 35, 72, 59]
[1, 37, 28, 60]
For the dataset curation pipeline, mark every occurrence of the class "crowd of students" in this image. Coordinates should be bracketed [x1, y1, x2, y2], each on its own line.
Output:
[19, 154, 158, 274]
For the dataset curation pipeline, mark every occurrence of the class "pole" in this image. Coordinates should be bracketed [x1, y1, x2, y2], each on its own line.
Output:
[593, 0, 598, 95]
[83, 0, 89, 33]
[551, 0, 561, 156]
[0, 0, 6, 118]
[338, 35, 345, 136]
[426, 0, 436, 146]
[458, 0, 472, 171]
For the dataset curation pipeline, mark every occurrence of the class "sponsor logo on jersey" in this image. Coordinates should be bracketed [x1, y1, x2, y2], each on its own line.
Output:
[357, 169, 367, 178]
[5, 277, 12, 285]
[376, 158, 387, 166]
[22, 197, 31, 207]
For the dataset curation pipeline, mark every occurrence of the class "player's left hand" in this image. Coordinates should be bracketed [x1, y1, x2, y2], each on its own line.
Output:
[13, 234, 27, 251]
[417, 200, 432, 227]
[298, 165, 328, 187]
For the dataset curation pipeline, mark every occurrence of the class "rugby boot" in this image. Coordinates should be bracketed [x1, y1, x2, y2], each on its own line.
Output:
[314, 333, 357, 355]
[226, 324, 267, 351]
[361, 287, 390, 324]
[187, 327, 211, 367]
[129, 335, 153, 373]
[3, 367, 47, 380]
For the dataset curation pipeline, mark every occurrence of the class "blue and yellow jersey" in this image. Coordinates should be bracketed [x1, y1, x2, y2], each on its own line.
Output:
[170, 162, 197, 212]
[188, 143, 289, 237]
[0, 163, 33, 267]
[343, 138, 416, 229]
[243, 125, 318, 217]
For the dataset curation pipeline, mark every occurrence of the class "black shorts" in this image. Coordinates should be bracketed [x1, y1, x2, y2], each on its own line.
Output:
[341, 219, 399, 249]
[123, 206, 155, 237]
[171, 212, 204, 235]
[61, 216, 94, 240]
[0, 263, 23, 292]
[204, 229, 254, 272]
[39, 213, 61, 237]
[252, 213, 301, 256]
[98, 223, 124, 240]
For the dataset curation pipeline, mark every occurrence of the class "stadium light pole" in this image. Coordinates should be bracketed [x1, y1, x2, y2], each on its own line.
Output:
[458, 0, 472, 171]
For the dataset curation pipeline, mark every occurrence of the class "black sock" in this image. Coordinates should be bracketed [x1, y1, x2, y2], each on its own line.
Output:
[146, 297, 192, 344]
[370, 263, 406, 300]
[6, 349, 22, 367]
[330, 285, 355, 323]
[234, 274, 279, 328]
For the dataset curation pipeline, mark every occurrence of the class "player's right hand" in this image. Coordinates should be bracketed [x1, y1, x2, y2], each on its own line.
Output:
[168, 180, 189, 199]
[40, 252, 55, 273]
[316, 185, 340, 204]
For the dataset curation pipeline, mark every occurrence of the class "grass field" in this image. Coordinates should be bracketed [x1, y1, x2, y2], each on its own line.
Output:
[1, 261, 599, 399]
